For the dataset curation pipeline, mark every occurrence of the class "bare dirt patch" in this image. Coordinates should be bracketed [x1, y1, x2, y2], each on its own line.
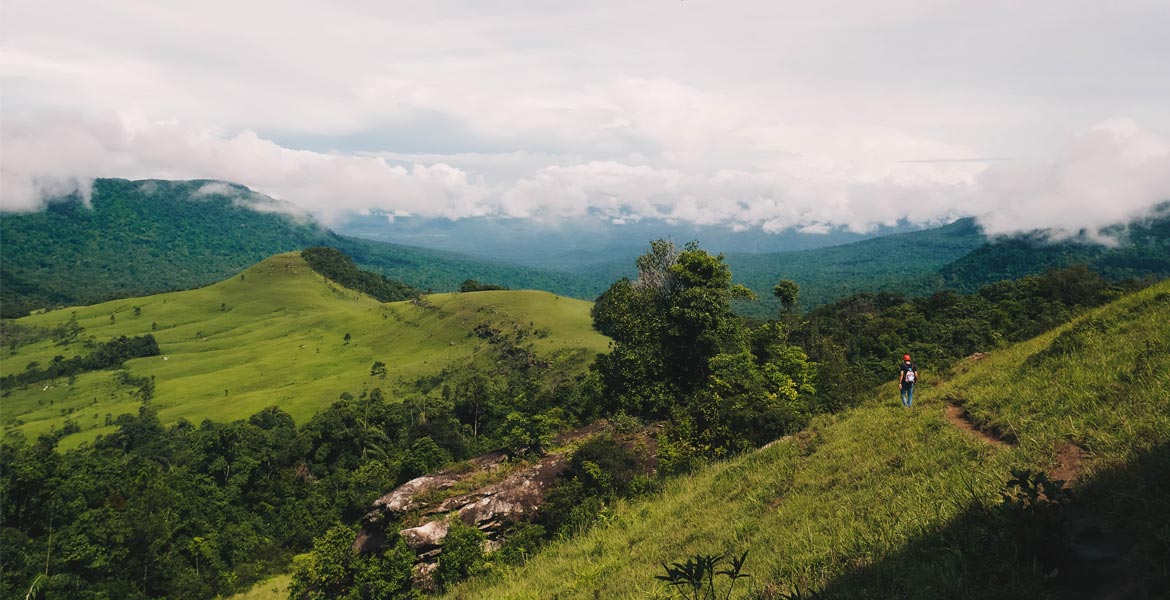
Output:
[944, 403, 1014, 449]
[1050, 442, 1086, 486]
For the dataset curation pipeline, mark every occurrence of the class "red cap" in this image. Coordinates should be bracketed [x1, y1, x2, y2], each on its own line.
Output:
[903, 354, 911, 361]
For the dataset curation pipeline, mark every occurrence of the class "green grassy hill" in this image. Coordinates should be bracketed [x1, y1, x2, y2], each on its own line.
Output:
[444, 280, 1170, 599]
[1, 253, 609, 450]
[0, 178, 600, 317]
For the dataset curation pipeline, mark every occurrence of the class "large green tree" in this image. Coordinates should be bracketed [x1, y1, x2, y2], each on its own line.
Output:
[591, 241, 816, 465]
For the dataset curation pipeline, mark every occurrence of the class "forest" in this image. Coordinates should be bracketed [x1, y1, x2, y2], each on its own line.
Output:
[0, 241, 1148, 599]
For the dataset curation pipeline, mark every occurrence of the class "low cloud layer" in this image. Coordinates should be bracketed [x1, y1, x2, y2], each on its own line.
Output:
[2, 2, 1169, 241]
[2, 111, 1168, 239]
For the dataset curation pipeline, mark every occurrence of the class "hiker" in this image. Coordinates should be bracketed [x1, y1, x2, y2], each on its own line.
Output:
[898, 354, 918, 407]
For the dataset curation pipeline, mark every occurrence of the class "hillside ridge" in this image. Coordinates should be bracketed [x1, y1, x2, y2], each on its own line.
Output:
[441, 279, 1170, 599]
[2, 252, 609, 449]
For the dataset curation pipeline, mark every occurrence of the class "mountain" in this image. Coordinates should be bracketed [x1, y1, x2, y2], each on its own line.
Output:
[938, 212, 1170, 291]
[336, 212, 913, 272]
[0, 178, 600, 317]
[444, 280, 1170, 599]
[1, 252, 609, 449]
[725, 218, 987, 318]
[5, 178, 1166, 325]
[723, 214, 1170, 319]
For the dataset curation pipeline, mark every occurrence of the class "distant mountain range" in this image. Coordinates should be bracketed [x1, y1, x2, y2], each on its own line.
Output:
[337, 211, 912, 271]
[3, 178, 1168, 319]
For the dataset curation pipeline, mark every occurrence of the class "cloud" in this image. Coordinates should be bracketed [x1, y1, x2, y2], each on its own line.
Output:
[2, 1, 1169, 240]
[2, 111, 1168, 241]
[970, 119, 1170, 239]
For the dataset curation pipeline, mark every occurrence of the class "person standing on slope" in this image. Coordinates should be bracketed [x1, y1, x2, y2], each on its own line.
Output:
[898, 354, 918, 408]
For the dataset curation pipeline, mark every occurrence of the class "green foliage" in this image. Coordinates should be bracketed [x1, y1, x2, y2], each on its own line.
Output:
[499, 410, 565, 457]
[443, 280, 1170, 599]
[655, 550, 749, 600]
[494, 523, 547, 566]
[301, 247, 420, 302]
[539, 435, 646, 536]
[435, 520, 486, 589]
[1, 334, 160, 391]
[288, 524, 416, 600]
[592, 240, 816, 462]
[727, 218, 987, 318]
[772, 279, 799, 313]
[939, 214, 1170, 292]
[729, 214, 1170, 319]
[791, 264, 1137, 410]
[459, 279, 509, 292]
[400, 437, 453, 481]
[1, 252, 609, 449]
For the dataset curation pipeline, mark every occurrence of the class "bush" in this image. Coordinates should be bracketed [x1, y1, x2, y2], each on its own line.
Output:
[539, 435, 645, 535]
[436, 520, 486, 588]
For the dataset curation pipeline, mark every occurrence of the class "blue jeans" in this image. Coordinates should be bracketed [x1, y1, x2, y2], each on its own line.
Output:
[900, 384, 914, 407]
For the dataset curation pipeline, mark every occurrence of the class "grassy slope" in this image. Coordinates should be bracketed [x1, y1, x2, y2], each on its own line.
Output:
[225, 575, 291, 600]
[445, 280, 1170, 599]
[1, 253, 608, 450]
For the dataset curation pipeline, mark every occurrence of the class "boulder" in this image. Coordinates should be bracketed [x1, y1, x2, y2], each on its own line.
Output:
[399, 520, 450, 551]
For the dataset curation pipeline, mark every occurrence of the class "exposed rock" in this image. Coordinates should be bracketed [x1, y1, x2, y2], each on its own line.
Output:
[354, 420, 659, 572]
[369, 450, 510, 516]
[411, 562, 439, 593]
[399, 520, 449, 551]
[357, 422, 618, 553]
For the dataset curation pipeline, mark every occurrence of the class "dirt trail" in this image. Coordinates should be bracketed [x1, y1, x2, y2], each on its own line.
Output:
[939, 402, 1146, 597]
[943, 403, 1013, 448]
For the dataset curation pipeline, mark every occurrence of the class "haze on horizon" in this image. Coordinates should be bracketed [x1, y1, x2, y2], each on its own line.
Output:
[2, 0, 1169, 240]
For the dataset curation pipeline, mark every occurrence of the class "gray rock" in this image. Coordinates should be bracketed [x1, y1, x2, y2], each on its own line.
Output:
[399, 520, 450, 551]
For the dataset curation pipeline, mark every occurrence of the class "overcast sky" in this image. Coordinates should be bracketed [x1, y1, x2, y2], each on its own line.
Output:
[2, 0, 1169, 238]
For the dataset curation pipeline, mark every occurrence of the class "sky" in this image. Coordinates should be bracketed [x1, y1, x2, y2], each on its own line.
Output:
[2, 0, 1169, 239]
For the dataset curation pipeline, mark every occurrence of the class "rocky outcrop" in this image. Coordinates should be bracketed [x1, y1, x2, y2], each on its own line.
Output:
[354, 422, 613, 554]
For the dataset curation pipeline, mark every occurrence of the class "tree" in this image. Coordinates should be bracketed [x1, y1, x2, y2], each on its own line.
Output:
[343, 333, 351, 345]
[288, 524, 414, 600]
[591, 240, 754, 418]
[773, 279, 800, 314]
[369, 361, 387, 378]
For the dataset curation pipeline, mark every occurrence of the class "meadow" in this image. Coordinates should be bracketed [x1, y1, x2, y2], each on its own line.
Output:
[440, 280, 1170, 599]
[1, 253, 609, 449]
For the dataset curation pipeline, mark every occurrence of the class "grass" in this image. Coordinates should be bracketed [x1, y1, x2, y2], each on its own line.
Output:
[1, 252, 609, 449]
[221, 574, 291, 600]
[441, 280, 1170, 599]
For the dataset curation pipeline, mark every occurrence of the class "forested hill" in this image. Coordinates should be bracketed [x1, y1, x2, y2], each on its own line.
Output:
[0, 178, 600, 317]
[728, 213, 1170, 319]
[938, 212, 1170, 291]
[726, 218, 987, 317]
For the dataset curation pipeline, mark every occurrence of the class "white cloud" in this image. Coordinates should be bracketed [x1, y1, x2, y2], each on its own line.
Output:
[2, 1, 1169, 240]
[3, 111, 1167, 239]
[971, 119, 1170, 239]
